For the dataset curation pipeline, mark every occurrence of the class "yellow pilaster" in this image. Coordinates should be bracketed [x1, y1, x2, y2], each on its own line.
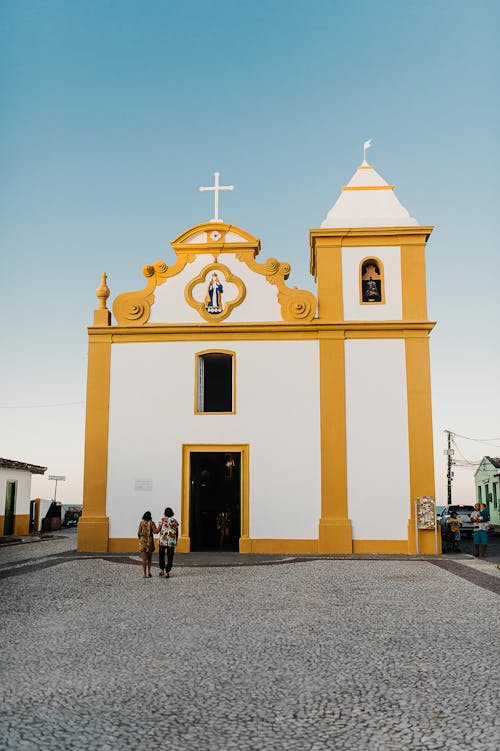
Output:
[311, 232, 351, 553]
[317, 334, 352, 553]
[78, 332, 111, 552]
[405, 335, 438, 553]
[401, 240, 429, 320]
[311, 237, 344, 320]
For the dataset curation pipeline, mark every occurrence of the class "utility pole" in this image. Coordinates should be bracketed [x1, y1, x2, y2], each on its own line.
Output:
[444, 431, 454, 505]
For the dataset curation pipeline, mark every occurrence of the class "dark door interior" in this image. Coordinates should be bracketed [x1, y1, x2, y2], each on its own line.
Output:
[190, 452, 241, 551]
[4, 481, 16, 535]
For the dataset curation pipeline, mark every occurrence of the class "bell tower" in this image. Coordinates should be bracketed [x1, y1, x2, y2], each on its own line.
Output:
[310, 152, 437, 554]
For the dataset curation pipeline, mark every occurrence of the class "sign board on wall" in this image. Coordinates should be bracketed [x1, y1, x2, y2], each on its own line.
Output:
[134, 478, 152, 491]
[416, 496, 435, 530]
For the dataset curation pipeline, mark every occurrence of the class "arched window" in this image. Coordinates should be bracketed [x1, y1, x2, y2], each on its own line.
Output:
[196, 351, 235, 413]
[360, 258, 385, 304]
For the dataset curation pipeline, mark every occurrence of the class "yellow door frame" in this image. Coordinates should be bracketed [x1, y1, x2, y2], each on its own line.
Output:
[178, 444, 250, 553]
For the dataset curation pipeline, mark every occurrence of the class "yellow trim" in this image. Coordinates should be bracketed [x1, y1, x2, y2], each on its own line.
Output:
[405, 337, 437, 554]
[78, 337, 111, 552]
[179, 444, 249, 553]
[112, 222, 316, 326]
[113, 255, 190, 325]
[311, 227, 434, 239]
[352, 540, 409, 554]
[184, 262, 246, 323]
[310, 227, 433, 281]
[342, 185, 393, 191]
[242, 539, 319, 554]
[318, 335, 352, 553]
[358, 165, 373, 169]
[237, 251, 317, 322]
[13, 514, 30, 535]
[311, 236, 344, 317]
[359, 256, 386, 306]
[88, 320, 435, 344]
[172, 223, 261, 255]
[194, 350, 236, 414]
[401, 241, 429, 320]
[105, 537, 438, 555]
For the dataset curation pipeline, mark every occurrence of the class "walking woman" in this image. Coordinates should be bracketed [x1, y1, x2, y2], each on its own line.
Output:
[157, 507, 179, 578]
[138, 511, 158, 578]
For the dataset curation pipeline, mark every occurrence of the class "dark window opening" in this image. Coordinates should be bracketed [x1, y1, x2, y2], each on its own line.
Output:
[198, 353, 233, 412]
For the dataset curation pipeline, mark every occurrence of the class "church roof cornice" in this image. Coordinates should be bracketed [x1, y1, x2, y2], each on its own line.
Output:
[88, 319, 436, 341]
[309, 226, 434, 279]
[310, 226, 434, 240]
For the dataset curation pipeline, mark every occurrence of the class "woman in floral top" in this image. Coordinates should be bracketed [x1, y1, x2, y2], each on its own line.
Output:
[137, 511, 158, 578]
[157, 507, 179, 578]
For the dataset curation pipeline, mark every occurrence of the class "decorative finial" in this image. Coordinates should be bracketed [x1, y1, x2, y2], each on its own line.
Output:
[362, 138, 372, 166]
[94, 272, 111, 326]
[199, 171, 234, 223]
[96, 272, 110, 309]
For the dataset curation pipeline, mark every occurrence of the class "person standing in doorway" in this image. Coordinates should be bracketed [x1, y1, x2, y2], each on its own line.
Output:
[138, 511, 158, 578]
[157, 507, 179, 578]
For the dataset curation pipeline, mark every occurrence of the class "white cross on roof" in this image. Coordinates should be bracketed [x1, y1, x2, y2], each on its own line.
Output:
[199, 171, 234, 223]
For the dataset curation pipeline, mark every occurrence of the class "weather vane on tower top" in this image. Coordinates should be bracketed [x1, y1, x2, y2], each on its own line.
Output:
[199, 171, 234, 223]
[362, 138, 372, 166]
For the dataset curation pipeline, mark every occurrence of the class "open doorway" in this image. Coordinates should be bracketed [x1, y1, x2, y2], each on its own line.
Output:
[4, 481, 16, 535]
[189, 452, 241, 551]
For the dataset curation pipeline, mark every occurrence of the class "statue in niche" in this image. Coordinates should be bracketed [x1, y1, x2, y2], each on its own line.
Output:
[362, 261, 382, 303]
[204, 273, 224, 314]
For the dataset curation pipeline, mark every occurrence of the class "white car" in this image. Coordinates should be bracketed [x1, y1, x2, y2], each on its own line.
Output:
[439, 505, 476, 537]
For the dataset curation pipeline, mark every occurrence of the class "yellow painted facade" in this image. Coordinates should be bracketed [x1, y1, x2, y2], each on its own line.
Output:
[0, 514, 30, 535]
[79, 213, 438, 555]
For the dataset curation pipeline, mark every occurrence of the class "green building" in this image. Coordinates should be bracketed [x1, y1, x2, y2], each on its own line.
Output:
[474, 457, 500, 529]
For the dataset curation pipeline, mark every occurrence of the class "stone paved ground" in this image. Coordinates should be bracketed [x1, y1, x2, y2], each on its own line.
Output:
[1, 536, 499, 751]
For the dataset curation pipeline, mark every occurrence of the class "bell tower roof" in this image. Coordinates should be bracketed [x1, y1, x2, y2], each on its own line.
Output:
[321, 161, 419, 228]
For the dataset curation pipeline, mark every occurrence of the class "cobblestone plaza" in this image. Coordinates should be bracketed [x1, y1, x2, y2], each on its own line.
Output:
[1, 533, 499, 751]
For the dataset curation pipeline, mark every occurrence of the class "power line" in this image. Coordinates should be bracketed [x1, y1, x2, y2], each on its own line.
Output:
[451, 431, 500, 443]
[0, 401, 83, 409]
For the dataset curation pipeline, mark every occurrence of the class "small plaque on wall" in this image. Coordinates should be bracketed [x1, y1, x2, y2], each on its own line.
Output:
[134, 478, 152, 491]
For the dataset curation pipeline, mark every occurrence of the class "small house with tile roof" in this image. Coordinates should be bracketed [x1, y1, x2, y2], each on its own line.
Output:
[0, 458, 47, 535]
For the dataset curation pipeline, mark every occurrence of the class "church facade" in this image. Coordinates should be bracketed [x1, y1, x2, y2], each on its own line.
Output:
[78, 158, 437, 555]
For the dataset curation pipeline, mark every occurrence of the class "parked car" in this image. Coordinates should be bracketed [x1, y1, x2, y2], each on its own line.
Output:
[439, 505, 476, 537]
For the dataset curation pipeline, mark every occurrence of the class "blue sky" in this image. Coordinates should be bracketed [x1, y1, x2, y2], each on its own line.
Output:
[1, 0, 499, 504]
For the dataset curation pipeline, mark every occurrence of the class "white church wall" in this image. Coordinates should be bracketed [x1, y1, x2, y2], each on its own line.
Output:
[106, 339, 321, 541]
[344, 339, 410, 540]
[147, 254, 283, 324]
[342, 245, 402, 320]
